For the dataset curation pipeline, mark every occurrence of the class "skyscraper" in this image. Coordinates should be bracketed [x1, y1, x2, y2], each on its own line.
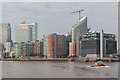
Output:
[0, 23, 11, 43]
[71, 17, 87, 57]
[16, 27, 32, 43]
[19, 22, 37, 41]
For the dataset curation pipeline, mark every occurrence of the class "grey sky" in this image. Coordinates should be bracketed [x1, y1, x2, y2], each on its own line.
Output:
[2, 2, 118, 41]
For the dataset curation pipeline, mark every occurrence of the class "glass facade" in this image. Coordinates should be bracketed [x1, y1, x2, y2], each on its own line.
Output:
[19, 23, 37, 42]
[0, 23, 11, 43]
[16, 27, 32, 43]
[72, 17, 87, 57]
[81, 33, 115, 41]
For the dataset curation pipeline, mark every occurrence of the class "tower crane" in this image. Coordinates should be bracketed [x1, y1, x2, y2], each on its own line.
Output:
[71, 9, 84, 20]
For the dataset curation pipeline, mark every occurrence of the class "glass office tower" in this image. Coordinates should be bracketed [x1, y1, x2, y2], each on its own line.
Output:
[16, 27, 32, 43]
[0, 23, 11, 43]
[19, 22, 37, 41]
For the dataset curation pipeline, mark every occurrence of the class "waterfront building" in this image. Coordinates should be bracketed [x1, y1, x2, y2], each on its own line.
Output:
[33, 40, 43, 57]
[18, 41, 43, 57]
[71, 17, 87, 57]
[3, 41, 13, 58]
[80, 31, 117, 58]
[13, 42, 19, 58]
[16, 26, 32, 43]
[19, 21, 37, 41]
[19, 42, 34, 57]
[0, 43, 3, 58]
[0, 43, 3, 53]
[3, 41, 12, 53]
[0, 23, 11, 43]
[65, 33, 72, 55]
[43, 33, 67, 58]
[69, 42, 76, 57]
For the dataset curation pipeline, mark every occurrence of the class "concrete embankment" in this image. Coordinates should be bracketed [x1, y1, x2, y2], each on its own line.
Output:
[2, 58, 70, 61]
[2, 58, 120, 62]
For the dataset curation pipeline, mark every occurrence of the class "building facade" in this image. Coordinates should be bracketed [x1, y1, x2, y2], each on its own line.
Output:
[0, 43, 3, 58]
[0, 23, 11, 43]
[13, 42, 19, 58]
[19, 22, 37, 41]
[43, 33, 67, 58]
[0, 43, 3, 53]
[69, 42, 76, 57]
[16, 27, 32, 43]
[17, 41, 43, 58]
[33, 40, 43, 57]
[3, 41, 12, 53]
[80, 32, 117, 58]
[65, 33, 72, 55]
[19, 42, 34, 57]
[71, 17, 87, 57]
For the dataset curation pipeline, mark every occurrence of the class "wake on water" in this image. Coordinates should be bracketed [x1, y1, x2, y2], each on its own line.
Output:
[87, 66, 110, 68]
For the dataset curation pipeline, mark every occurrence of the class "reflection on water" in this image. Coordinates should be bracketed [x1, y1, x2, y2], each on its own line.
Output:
[2, 61, 118, 78]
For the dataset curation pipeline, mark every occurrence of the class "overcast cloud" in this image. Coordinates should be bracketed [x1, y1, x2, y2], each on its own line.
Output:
[2, 2, 118, 41]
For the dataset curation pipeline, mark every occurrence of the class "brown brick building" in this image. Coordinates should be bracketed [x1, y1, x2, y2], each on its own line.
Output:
[33, 40, 43, 57]
[43, 33, 67, 58]
[18, 41, 43, 57]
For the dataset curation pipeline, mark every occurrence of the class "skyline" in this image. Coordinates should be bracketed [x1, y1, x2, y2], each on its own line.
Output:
[2, 2, 118, 41]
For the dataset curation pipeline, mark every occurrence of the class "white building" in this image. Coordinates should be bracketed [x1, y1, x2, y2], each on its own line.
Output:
[3, 41, 12, 53]
[72, 17, 87, 57]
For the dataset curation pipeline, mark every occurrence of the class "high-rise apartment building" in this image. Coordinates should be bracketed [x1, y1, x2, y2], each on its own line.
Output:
[43, 33, 67, 58]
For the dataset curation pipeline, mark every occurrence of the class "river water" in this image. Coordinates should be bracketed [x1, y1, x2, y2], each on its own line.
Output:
[1, 61, 118, 78]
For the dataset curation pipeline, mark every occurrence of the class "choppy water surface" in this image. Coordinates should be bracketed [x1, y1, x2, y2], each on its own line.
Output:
[2, 61, 118, 78]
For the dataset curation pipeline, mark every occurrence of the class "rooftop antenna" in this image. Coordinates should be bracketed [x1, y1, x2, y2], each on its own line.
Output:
[71, 9, 84, 20]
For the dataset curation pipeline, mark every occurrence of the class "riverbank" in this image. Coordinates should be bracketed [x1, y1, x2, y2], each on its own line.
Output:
[1, 58, 120, 62]
[2, 58, 69, 61]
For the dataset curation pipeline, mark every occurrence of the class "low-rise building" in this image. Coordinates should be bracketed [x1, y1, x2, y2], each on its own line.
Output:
[80, 32, 117, 58]
[19, 42, 34, 57]
[17, 40, 43, 58]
